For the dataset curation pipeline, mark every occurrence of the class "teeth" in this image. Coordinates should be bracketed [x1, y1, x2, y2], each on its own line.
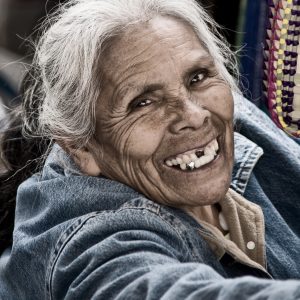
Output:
[187, 161, 195, 170]
[212, 139, 219, 151]
[166, 160, 173, 167]
[190, 153, 197, 161]
[171, 159, 178, 165]
[176, 157, 183, 164]
[214, 140, 219, 151]
[165, 138, 219, 170]
[182, 154, 190, 164]
[201, 154, 215, 165]
[194, 158, 202, 168]
[194, 154, 214, 168]
[180, 163, 187, 170]
[204, 145, 215, 156]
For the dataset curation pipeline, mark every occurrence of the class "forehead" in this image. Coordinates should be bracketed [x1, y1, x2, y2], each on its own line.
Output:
[101, 16, 211, 74]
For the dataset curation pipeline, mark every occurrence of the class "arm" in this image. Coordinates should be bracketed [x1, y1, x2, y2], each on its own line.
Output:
[49, 208, 300, 300]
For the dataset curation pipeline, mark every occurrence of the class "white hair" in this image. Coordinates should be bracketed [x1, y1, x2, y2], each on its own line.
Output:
[23, 0, 240, 148]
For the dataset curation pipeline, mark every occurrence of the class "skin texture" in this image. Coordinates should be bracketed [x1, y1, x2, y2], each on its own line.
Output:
[79, 16, 234, 226]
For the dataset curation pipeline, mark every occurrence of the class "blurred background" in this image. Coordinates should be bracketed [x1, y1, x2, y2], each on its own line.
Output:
[0, 0, 267, 117]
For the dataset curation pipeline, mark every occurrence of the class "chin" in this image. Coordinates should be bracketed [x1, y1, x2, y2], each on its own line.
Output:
[182, 175, 231, 207]
[160, 150, 233, 207]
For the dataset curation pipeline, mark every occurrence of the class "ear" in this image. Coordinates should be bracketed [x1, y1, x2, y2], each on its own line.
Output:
[72, 148, 101, 176]
[57, 140, 102, 176]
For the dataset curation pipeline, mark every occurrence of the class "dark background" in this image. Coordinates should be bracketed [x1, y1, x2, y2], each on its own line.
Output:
[0, 0, 242, 56]
[0, 0, 266, 111]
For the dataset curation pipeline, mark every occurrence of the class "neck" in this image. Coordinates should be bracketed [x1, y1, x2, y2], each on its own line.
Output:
[183, 203, 226, 234]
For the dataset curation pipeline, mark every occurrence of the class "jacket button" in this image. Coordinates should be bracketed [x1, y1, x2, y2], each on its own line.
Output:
[247, 241, 255, 250]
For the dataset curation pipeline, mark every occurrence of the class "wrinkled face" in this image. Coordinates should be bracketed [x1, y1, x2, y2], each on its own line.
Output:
[91, 16, 234, 207]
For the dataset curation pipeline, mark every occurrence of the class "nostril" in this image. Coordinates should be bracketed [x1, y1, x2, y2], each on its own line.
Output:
[169, 104, 211, 133]
[178, 125, 193, 132]
[203, 116, 209, 126]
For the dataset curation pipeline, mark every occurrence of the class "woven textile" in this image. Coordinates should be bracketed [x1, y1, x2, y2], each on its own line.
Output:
[264, 0, 300, 137]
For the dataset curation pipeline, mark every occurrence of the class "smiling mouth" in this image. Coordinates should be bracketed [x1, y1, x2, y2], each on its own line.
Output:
[164, 138, 220, 171]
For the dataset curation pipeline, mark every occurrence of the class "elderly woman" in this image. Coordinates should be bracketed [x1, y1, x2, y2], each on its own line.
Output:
[0, 0, 300, 299]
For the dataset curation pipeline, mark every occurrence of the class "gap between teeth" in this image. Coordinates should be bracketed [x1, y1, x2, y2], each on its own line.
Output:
[165, 139, 219, 170]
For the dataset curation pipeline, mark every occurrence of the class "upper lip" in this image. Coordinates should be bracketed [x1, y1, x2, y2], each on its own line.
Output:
[164, 135, 219, 162]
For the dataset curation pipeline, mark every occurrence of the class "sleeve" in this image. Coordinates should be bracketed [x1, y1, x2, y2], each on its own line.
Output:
[48, 208, 300, 300]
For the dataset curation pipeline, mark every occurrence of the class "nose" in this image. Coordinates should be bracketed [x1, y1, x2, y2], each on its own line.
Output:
[168, 99, 210, 134]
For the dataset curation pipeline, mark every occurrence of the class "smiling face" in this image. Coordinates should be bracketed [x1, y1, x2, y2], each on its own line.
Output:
[88, 16, 234, 208]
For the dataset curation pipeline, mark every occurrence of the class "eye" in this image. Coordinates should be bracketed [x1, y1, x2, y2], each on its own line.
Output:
[191, 71, 206, 85]
[138, 99, 152, 106]
[132, 99, 152, 109]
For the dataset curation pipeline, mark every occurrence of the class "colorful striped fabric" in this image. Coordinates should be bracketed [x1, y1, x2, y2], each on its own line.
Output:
[264, 0, 300, 137]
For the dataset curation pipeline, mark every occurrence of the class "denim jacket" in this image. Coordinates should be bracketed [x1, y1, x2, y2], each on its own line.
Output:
[1, 95, 300, 299]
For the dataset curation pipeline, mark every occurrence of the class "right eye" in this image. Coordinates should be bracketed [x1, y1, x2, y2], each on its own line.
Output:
[191, 72, 205, 84]
[190, 70, 209, 86]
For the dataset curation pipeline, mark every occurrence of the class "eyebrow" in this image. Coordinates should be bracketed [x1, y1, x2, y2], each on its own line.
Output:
[185, 54, 216, 74]
[129, 83, 164, 100]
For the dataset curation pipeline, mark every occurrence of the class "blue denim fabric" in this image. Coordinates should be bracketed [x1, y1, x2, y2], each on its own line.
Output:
[0, 95, 300, 299]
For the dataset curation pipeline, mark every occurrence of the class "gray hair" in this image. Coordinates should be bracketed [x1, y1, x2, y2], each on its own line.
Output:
[23, 0, 240, 148]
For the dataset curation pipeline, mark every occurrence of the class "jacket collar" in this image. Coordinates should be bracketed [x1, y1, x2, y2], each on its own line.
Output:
[231, 132, 263, 195]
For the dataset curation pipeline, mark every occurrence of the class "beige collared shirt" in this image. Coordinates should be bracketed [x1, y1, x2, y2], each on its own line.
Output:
[197, 188, 268, 274]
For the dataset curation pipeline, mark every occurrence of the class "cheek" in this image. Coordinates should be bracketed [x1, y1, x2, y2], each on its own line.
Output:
[125, 118, 165, 159]
[196, 86, 233, 121]
[99, 111, 167, 162]
[213, 95, 233, 121]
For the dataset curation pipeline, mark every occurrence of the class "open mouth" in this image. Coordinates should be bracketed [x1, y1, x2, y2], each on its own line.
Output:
[164, 138, 220, 171]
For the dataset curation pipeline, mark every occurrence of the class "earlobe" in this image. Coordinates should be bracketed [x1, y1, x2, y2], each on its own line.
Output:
[72, 148, 101, 176]
[59, 143, 101, 176]
[57, 140, 102, 176]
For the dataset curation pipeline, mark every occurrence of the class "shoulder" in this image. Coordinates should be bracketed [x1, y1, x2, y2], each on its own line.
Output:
[48, 197, 196, 267]
[46, 197, 199, 299]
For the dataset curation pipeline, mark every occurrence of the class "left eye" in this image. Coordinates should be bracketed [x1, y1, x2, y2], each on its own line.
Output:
[191, 72, 206, 84]
[136, 99, 152, 107]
